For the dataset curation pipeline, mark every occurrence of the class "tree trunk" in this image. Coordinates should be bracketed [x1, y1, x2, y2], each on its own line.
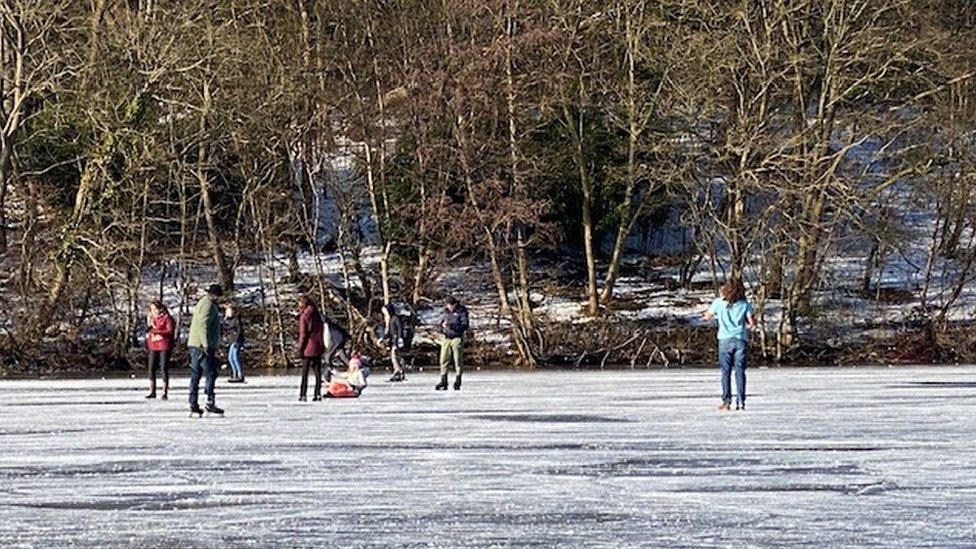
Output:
[601, 8, 642, 304]
[411, 147, 431, 307]
[412, 248, 429, 307]
[514, 228, 534, 331]
[362, 10, 393, 315]
[581, 160, 599, 315]
[484, 228, 512, 316]
[503, 8, 535, 331]
[727, 176, 746, 280]
[793, 190, 826, 313]
[196, 81, 233, 290]
[0, 160, 8, 255]
[361, 140, 390, 311]
[561, 102, 599, 316]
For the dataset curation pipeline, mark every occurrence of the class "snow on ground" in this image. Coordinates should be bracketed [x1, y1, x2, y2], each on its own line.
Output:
[0, 367, 974, 547]
[539, 278, 713, 326]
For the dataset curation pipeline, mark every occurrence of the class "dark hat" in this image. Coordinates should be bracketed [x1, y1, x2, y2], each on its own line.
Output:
[206, 284, 224, 296]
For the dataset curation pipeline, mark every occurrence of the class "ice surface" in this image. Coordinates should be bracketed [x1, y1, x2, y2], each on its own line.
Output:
[1, 367, 975, 547]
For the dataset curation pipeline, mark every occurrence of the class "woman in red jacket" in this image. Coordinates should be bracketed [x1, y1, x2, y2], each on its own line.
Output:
[146, 300, 175, 399]
[297, 296, 326, 401]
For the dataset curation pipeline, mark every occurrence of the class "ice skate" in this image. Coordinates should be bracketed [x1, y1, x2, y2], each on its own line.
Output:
[453, 374, 462, 391]
[189, 405, 204, 418]
[205, 403, 224, 416]
[435, 375, 448, 391]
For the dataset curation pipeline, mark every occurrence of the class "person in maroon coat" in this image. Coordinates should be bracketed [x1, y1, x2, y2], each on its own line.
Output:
[297, 296, 326, 401]
[146, 300, 176, 400]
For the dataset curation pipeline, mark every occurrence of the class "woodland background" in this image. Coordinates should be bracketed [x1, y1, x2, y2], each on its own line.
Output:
[2, 0, 976, 374]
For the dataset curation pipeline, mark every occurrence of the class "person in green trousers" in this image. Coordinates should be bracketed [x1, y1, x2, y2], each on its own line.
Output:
[436, 296, 469, 391]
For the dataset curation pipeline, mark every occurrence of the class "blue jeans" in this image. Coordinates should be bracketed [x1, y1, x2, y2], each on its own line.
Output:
[228, 342, 243, 379]
[718, 338, 747, 405]
[188, 347, 217, 407]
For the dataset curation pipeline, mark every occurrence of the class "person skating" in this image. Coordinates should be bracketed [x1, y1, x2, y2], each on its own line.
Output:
[436, 296, 468, 391]
[703, 278, 757, 411]
[323, 313, 351, 376]
[297, 296, 326, 401]
[381, 303, 407, 382]
[188, 284, 224, 417]
[225, 304, 245, 383]
[146, 300, 175, 400]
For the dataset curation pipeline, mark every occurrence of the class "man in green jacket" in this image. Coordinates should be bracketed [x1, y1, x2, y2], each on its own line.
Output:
[188, 284, 224, 416]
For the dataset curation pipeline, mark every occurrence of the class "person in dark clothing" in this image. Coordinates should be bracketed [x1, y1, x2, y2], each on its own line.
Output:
[188, 284, 224, 416]
[297, 296, 326, 401]
[381, 303, 406, 382]
[146, 300, 175, 400]
[225, 304, 245, 383]
[323, 314, 351, 374]
[436, 296, 469, 391]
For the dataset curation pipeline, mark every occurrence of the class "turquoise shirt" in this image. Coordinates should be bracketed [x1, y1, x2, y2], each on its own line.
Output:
[709, 298, 754, 341]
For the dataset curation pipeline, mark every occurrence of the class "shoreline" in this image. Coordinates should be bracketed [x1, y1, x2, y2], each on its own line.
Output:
[0, 361, 970, 382]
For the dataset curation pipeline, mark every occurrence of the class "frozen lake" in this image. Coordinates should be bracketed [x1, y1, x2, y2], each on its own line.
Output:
[0, 367, 974, 547]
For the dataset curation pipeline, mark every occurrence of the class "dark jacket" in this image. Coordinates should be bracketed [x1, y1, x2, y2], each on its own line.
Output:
[384, 313, 405, 349]
[298, 305, 326, 358]
[229, 315, 244, 346]
[440, 305, 469, 339]
[323, 316, 349, 351]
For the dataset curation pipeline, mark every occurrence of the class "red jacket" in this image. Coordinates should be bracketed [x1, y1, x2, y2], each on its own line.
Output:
[147, 312, 175, 352]
[298, 305, 326, 358]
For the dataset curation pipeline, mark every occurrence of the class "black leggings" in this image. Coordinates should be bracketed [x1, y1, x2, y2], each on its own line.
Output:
[300, 355, 324, 398]
[148, 350, 170, 391]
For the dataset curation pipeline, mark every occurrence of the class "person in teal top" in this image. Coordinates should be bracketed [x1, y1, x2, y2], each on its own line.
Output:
[703, 278, 757, 411]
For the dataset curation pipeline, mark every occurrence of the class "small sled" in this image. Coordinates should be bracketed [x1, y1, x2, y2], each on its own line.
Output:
[326, 380, 362, 398]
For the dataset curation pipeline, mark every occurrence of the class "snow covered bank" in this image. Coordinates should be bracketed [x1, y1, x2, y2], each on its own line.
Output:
[0, 367, 974, 546]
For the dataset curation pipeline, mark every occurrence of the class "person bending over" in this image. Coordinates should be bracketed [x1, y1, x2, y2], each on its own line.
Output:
[323, 314, 351, 378]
